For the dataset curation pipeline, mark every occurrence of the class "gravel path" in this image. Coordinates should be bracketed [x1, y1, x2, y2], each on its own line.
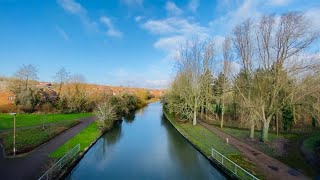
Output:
[198, 120, 309, 180]
[0, 116, 96, 180]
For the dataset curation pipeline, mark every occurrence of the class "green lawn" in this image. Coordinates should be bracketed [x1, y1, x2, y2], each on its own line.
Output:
[163, 111, 263, 179]
[0, 113, 93, 130]
[0, 120, 79, 155]
[50, 122, 101, 158]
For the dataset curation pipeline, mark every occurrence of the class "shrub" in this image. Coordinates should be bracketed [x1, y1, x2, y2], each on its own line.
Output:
[94, 101, 117, 132]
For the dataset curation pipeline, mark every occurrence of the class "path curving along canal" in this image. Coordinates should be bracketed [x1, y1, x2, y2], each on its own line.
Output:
[66, 102, 227, 180]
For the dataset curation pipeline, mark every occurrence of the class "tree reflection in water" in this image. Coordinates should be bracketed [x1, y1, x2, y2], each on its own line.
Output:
[94, 120, 123, 160]
[161, 114, 217, 179]
[123, 111, 135, 123]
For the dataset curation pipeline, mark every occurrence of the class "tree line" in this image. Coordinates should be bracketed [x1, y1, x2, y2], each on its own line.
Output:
[162, 12, 320, 142]
[5, 65, 153, 116]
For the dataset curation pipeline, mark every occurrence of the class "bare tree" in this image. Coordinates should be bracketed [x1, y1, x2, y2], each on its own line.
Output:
[220, 37, 232, 128]
[233, 19, 256, 139]
[54, 67, 70, 96]
[174, 40, 215, 125]
[236, 12, 319, 142]
[14, 64, 38, 91]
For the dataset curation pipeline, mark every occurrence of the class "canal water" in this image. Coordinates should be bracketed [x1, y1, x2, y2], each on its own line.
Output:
[66, 102, 226, 180]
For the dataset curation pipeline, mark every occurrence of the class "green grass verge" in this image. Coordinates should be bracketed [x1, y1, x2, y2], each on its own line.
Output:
[50, 122, 101, 158]
[0, 120, 79, 155]
[0, 113, 93, 130]
[163, 111, 263, 179]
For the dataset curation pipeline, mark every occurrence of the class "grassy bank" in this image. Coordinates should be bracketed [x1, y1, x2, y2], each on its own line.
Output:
[50, 122, 101, 158]
[0, 113, 93, 130]
[0, 120, 79, 155]
[163, 111, 263, 178]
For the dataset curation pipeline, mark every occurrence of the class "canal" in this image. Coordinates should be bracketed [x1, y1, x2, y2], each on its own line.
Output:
[66, 102, 226, 180]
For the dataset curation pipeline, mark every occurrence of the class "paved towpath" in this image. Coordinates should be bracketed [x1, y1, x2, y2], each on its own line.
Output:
[198, 120, 309, 180]
[0, 116, 96, 180]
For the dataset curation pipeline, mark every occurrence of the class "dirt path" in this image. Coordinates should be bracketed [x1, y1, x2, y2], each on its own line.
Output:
[0, 116, 96, 180]
[198, 120, 309, 180]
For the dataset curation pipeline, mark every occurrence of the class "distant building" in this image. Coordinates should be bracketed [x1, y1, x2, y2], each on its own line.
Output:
[0, 91, 15, 112]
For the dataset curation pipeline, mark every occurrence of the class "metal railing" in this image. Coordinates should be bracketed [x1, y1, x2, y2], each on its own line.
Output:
[38, 144, 80, 180]
[211, 148, 259, 180]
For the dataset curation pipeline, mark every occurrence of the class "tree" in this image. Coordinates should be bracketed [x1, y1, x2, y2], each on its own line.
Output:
[54, 67, 69, 96]
[220, 37, 232, 128]
[233, 19, 256, 139]
[169, 39, 215, 125]
[14, 64, 38, 91]
[95, 101, 117, 132]
[234, 13, 319, 142]
[59, 74, 92, 112]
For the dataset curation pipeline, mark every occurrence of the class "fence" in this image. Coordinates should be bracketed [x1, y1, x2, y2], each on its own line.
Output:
[211, 148, 259, 180]
[38, 144, 80, 180]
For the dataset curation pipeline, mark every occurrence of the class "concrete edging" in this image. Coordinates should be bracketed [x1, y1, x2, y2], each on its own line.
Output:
[163, 110, 237, 180]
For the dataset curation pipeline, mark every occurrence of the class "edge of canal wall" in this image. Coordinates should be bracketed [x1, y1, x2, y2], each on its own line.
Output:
[58, 120, 123, 180]
[163, 110, 237, 180]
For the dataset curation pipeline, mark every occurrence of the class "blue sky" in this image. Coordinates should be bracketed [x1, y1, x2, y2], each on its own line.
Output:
[0, 0, 319, 88]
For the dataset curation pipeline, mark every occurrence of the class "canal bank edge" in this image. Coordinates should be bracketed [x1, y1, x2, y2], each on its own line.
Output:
[56, 103, 156, 179]
[163, 110, 237, 180]
[56, 123, 105, 180]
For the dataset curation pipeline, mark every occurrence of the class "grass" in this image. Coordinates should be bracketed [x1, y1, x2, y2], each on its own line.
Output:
[50, 122, 101, 158]
[0, 113, 93, 130]
[0, 120, 79, 155]
[163, 111, 263, 179]
[302, 133, 320, 154]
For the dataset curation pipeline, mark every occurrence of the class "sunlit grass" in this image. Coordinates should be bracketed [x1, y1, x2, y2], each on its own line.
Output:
[0, 113, 93, 130]
[50, 122, 101, 158]
[0, 120, 79, 155]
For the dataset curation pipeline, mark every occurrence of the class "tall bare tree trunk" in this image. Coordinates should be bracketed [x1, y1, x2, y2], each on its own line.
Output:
[193, 97, 197, 126]
[250, 117, 254, 139]
[276, 113, 279, 136]
[221, 94, 225, 129]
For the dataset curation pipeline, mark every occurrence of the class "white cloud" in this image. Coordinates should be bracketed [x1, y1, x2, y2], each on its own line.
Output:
[209, 0, 260, 35]
[57, 0, 97, 30]
[142, 18, 209, 38]
[165, 1, 183, 16]
[188, 0, 199, 13]
[55, 26, 70, 41]
[142, 19, 176, 34]
[305, 8, 320, 31]
[142, 17, 210, 60]
[57, 0, 85, 15]
[154, 36, 186, 59]
[267, 0, 290, 6]
[100, 16, 123, 38]
[106, 68, 168, 89]
[135, 16, 144, 22]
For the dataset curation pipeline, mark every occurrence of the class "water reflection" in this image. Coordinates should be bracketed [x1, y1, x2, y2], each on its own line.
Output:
[67, 102, 226, 180]
[123, 111, 135, 123]
[94, 121, 123, 159]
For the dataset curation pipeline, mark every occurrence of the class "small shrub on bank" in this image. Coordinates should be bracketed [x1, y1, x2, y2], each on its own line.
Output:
[94, 101, 117, 133]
